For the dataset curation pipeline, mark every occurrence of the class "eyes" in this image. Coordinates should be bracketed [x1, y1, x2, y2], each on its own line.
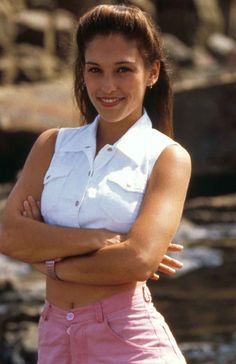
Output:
[86, 66, 132, 74]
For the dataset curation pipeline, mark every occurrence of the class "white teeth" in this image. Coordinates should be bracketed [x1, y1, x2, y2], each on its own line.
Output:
[100, 98, 121, 104]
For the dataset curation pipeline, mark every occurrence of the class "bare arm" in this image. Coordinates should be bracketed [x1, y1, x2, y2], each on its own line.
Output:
[52, 144, 191, 284]
[0, 129, 122, 263]
[22, 196, 184, 280]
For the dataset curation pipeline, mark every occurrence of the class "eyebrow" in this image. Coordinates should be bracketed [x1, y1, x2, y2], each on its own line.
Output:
[85, 61, 136, 65]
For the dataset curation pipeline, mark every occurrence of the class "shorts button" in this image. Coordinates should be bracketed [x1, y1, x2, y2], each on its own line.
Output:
[66, 312, 74, 321]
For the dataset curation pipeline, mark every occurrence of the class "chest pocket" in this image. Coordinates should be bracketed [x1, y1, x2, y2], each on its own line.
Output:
[41, 163, 73, 222]
[98, 171, 147, 225]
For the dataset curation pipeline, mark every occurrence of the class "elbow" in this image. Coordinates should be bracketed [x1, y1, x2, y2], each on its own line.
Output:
[129, 250, 156, 282]
[0, 224, 28, 262]
[0, 226, 12, 256]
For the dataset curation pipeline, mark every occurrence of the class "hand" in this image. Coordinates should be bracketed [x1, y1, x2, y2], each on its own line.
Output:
[150, 243, 184, 281]
[105, 232, 126, 246]
[22, 195, 43, 221]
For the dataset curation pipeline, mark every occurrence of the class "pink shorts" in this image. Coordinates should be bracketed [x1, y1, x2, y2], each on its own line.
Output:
[37, 284, 186, 364]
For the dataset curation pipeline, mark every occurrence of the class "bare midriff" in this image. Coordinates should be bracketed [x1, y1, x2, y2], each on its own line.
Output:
[46, 279, 144, 310]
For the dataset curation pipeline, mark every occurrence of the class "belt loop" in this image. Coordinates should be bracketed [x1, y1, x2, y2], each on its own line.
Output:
[94, 302, 104, 323]
[142, 285, 151, 303]
[41, 302, 50, 321]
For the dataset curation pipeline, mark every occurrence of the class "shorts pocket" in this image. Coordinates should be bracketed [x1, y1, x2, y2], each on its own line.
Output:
[104, 309, 160, 351]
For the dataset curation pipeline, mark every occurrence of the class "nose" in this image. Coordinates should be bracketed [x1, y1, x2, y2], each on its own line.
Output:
[101, 74, 116, 94]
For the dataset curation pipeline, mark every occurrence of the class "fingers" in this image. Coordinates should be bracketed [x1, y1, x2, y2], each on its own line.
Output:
[22, 195, 42, 221]
[167, 243, 184, 252]
[158, 263, 176, 276]
[150, 244, 184, 281]
[149, 273, 160, 281]
[158, 255, 183, 276]
[23, 199, 33, 219]
[162, 255, 183, 268]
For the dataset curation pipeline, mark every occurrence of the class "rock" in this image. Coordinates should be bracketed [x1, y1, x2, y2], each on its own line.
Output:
[175, 217, 236, 243]
[228, 0, 236, 39]
[0, 183, 13, 220]
[0, 259, 44, 364]
[162, 33, 193, 66]
[129, 0, 156, 19]
[0, 215, 235, 363]
[194, 0, 225, 45]
[27, 0, 57, 11]
[0, 129, 38, 182]
[155, 0, 199, 46]
[148, 236, 236, 363]
[206, 32, 236, 64]
[173, 77, 236, 191]
[184, 193, 236, 224]
[0, 75, 77, 131]
[0, 3, 75, 85]
[218, 0, 236, 39]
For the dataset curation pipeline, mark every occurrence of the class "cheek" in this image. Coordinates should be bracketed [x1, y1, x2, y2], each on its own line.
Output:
[84, 78, 98, 99]
[125, 74, 147, 92]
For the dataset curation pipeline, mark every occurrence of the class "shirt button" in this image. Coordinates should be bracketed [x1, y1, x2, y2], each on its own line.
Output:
[85, 146, 91, 149]
[46, 175, 51, 179]
[88, 170, 94, 176]
[107, 147, 113, 152]
[75, 200, 79, 207]
[66, 312, 74, 321]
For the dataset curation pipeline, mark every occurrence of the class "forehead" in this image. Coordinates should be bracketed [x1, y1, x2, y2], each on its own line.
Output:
[85, 33, 142, 63]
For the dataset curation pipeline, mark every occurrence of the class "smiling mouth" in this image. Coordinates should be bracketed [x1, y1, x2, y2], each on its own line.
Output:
[98, 97, 124, 107]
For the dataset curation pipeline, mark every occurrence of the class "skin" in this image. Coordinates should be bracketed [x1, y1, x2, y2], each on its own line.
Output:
[23, 196, 184, 281]
[0, 34, 191, 309]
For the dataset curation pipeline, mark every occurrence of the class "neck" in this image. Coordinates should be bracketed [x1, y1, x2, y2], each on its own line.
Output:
[96, 119, 131, 153]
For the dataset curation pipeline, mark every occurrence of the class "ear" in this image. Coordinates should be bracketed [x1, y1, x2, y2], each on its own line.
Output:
[147, 60, 160, 88]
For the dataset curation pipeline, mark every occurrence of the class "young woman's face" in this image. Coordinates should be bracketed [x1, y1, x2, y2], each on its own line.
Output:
[83, 33, 159, 126]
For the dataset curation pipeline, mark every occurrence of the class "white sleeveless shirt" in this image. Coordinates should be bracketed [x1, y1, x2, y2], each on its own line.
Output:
[41, 111, 178, 233]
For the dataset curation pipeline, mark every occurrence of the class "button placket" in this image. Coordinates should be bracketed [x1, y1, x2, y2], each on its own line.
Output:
[93, 146, 115, 172]
[76, 163, 95, 227]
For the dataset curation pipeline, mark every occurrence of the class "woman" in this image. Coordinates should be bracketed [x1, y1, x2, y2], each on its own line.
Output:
[0, 4, 191, 364]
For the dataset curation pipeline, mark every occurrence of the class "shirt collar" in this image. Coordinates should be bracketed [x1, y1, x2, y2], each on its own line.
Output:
[60, 115, 99, 153]
[60, 110, 152, 165]
[113, 110, 152, 165]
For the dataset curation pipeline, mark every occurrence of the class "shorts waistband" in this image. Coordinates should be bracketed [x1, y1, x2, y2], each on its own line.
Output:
[41, 284, 153, 323]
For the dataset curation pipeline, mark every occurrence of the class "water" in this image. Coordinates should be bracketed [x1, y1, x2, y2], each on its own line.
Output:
[149, 233, 236, 364]
[1, 183, 236, 363]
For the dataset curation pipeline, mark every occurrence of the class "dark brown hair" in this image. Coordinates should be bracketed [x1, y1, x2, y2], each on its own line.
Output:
[74, 4, 173, 136]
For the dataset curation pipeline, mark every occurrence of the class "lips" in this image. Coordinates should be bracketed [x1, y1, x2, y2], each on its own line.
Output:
[98, 97, 124, 107]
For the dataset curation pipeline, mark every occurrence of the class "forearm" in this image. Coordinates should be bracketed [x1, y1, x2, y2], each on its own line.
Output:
[0, 215, 118, 263]
[54, 215, 177, 285]
[56, 240, 152, 285]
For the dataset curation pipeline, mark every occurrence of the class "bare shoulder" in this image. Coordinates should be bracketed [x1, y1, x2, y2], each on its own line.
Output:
[5, 128, 59, 213]
[32, 128, 59, 154]
[146, 143, 191, 198]
[24, 128, 59, 169]
[153, 143, 191, 179]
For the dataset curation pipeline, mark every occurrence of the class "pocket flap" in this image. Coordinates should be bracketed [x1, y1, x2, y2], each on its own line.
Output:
[43, 164, 72, 184]
[107, 172, 146, 193]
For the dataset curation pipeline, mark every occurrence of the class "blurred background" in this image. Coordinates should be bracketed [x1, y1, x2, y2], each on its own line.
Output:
[0, 0, 236, 363]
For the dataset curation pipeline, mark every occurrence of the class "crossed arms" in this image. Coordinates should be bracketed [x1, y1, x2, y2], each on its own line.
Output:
[0, 129, 191, 285]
